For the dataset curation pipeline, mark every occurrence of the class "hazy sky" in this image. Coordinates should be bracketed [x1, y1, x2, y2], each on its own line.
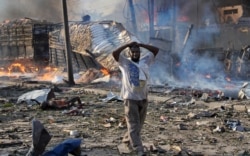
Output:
[0, 0, 126, 23]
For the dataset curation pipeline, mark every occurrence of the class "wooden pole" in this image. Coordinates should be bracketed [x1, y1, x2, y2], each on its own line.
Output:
[62, 0, 75, 85]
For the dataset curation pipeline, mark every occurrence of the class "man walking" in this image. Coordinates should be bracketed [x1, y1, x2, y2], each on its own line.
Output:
[112, 41, 159, 156]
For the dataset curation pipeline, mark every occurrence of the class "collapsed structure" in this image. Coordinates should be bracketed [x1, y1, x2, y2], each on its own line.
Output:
[49, 20, 133, 72]
[0, 1, 249, 82]
[0, 18, 53, 71]
[0, 18, 137, 74]
[159, 1, 250, 81]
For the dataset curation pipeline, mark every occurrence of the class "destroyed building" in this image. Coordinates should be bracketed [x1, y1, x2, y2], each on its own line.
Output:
[0, 18, 138, 75]
[190, 1, 250, 80]
[48, 20, 135, 72]
[149, 0, 250, 81]
[0, 1, 249, 83]
[0, 18, 54, 72]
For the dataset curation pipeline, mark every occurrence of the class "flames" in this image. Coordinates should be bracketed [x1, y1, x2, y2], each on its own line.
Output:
[8, 63, 25, 73]
[100, 67, 110, 76]
[0, 61, 235, 85]
[0, 61, 110, 82]
[176, 62, 181, 67]
[205, 74, 211, 79]
[37, 66, 58, 81]
[178, 15, 189, 22]
[205, 74, 231, 82]
[0, 61, 59, 81]
[225, 76, 231, 82]
[7, 63, 39, 74]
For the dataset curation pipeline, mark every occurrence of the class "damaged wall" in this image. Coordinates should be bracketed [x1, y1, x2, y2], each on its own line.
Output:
[0, 18, 54, 67]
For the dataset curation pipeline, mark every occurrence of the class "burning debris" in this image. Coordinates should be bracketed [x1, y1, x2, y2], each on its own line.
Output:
[0, 18, 59, 82]
[0, 18, 53, 64]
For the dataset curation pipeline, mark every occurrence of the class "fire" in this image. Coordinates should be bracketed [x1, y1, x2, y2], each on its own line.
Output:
[225, 76, 231, 82]
[178, 16, 189, 22]
[43, 66, 58, 72]
[0, 58, 39, 74]
[39, 73, 55, 81]
[205, 74, 211, 79]
[37, 66, 58, 81]
[8, 63, 26, 73]
[100, 68, 110, 76]
[0, 60, 62, 82]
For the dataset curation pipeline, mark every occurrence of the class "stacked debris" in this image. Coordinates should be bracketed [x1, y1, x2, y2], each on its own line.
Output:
[49, 20, 136, 72]
[0, 18, 54, 65]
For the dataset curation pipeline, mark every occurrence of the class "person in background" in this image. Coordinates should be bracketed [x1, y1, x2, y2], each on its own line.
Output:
[112, 41, 159, 156]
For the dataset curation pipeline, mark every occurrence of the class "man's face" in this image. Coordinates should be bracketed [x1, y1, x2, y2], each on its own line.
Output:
[130, 47, 140, 62]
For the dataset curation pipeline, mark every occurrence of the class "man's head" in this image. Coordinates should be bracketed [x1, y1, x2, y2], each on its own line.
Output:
[129, 44, 140, 62]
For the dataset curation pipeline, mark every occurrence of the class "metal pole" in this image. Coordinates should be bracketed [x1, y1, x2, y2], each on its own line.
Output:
[62, 0, 75, 85]
[148, 0, 154, 38]
[128, 0, 137, 35]
[172, 0, 176, 53]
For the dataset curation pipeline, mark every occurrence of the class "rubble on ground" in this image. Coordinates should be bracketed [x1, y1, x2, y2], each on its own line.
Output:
[0, 79, 250, 155]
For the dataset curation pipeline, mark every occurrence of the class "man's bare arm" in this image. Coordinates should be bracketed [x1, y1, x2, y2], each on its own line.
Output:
[112, 42, 159, 61]
[112, 42, 136, 61]
[138, 43, 159, 57]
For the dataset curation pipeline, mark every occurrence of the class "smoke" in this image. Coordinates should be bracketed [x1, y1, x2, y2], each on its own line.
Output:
[0, 0, 248, 90]
[0, 0, 126, 23]
[148, 0, 250, 90]
[75, 0, 126, 22]
[148, 0, 231, 89]
[0, 0, 61, 22]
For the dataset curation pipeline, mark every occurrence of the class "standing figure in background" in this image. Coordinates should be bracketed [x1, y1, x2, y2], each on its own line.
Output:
[112, 41, 159, 156]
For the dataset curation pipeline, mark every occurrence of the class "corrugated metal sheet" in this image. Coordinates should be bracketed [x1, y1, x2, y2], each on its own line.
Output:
[49, 20, 138, 71]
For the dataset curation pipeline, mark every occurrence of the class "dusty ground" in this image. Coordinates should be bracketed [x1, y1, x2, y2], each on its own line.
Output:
[0, 80, 250, 156]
